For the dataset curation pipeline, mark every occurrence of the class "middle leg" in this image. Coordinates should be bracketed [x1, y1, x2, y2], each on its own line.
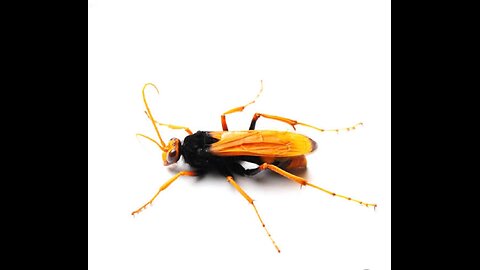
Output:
[225, 175, 281, 253]
[220, 80, 264, 131]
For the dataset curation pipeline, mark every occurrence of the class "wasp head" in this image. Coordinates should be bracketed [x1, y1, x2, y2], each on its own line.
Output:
[162, 138, 181, 166]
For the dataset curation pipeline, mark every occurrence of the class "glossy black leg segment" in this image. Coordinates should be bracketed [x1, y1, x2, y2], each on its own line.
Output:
[231, 159, 293, 176]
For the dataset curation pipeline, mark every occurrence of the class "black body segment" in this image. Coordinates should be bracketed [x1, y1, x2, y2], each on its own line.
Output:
[181, 131, 219, 169]
[181, 131, 255, 175]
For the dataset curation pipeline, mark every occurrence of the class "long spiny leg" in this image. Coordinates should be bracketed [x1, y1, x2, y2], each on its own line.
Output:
[226, 176, 281, 253]
[221, 81, 264, 131]
[144, 111, 193, 135]
[256, 163, 377, 208]
[132, 171, 196, 215]
[249, 112, 363, 133]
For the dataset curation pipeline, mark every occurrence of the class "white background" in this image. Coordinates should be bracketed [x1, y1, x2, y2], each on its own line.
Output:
[89, 0, 390, 269]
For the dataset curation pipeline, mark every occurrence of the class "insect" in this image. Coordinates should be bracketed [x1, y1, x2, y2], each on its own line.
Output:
[132, 81, 377, 253]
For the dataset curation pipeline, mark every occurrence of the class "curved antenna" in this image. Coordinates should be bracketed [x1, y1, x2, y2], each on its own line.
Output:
[142, 83, 167, 151]
[136, 134, 164, 151]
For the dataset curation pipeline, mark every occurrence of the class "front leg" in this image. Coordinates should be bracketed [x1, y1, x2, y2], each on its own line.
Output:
[131, 171, 197, 215]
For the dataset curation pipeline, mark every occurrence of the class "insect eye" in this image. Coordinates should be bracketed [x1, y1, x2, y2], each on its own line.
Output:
[167, 149, 178, 163]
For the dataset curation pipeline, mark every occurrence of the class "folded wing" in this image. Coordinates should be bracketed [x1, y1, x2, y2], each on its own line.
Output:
[208, 130, 316, 157]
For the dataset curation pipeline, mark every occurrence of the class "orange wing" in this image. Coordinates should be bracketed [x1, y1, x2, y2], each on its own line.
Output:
[208, 130, 317, 157]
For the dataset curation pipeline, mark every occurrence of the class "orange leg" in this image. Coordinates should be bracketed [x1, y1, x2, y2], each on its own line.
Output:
[249, 112, 363, 133]
[221, 81, 264, 131]
[132, 171, 196, 215]
[257, 163, 377, 208]
[144, 111, 193, 135]
[137, 113, 193, 151]
[226, 176, 281, 253]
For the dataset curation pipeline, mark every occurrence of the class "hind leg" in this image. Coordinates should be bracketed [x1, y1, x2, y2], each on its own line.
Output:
[232, 156, 307, 176]
[249, 112, 363, 133]
[254, 163, 377, 208]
